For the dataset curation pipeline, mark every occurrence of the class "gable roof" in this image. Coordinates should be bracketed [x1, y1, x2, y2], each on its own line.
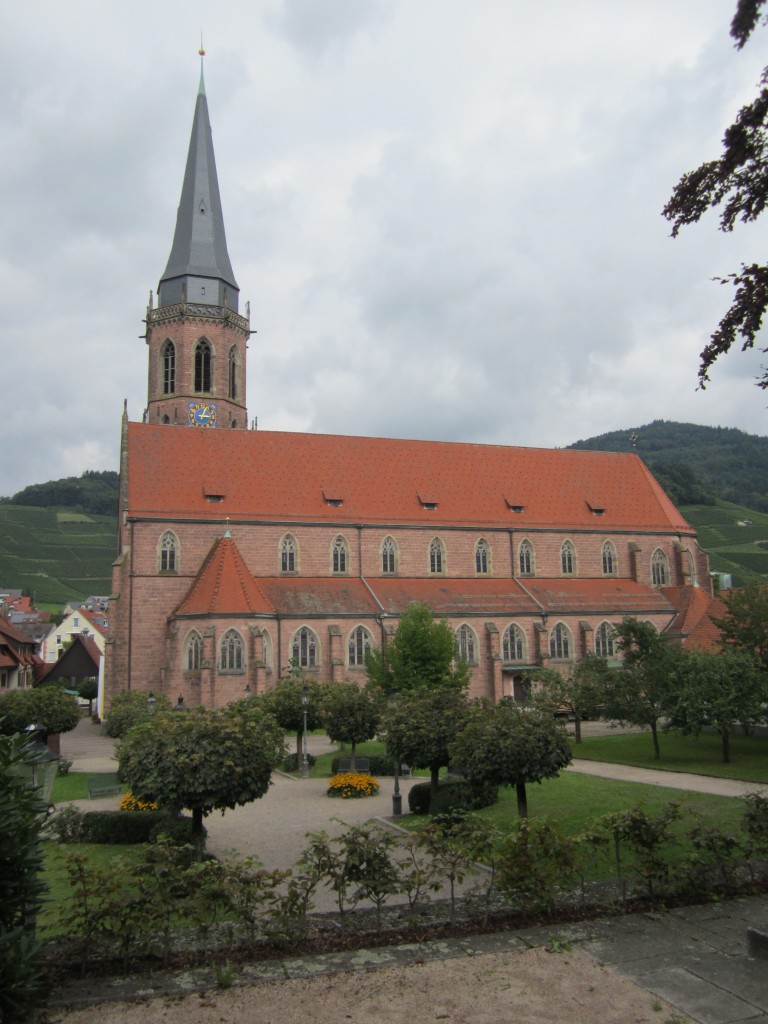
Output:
[662, 586, 726, 651]
[173, 535, 272, 616]
[126, 423, 693, 534]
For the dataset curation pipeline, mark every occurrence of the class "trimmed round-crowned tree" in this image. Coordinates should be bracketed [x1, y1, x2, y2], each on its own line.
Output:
[0, 686, 80, 739]
[118, 703, 285, 848]
[261, 675, 324, 769]
[449, 699, 572, 818]
[321, 682, 380, 768]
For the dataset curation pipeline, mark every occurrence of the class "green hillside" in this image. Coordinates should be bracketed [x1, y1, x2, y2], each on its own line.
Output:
[568, 420, 768, 511]
[680, 500, 768, 588]
[0, 505, 116, 604]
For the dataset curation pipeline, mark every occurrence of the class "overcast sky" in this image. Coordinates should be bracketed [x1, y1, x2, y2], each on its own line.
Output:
[2, 1, 768, 496]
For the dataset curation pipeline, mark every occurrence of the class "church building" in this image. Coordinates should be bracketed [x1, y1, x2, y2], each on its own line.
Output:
[104, 64, 713, 712]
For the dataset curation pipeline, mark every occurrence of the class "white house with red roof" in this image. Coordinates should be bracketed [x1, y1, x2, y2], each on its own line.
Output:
[104, 60, 718, 713]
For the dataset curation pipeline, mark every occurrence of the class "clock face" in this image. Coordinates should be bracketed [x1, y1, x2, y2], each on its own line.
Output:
[188, 402, 217, 428]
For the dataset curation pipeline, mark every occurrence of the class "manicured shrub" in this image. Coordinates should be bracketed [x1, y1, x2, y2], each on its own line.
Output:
[281, 752, 316, 773]
[327, 772, 380, 799]
[104, 690, 172, 738]
[50, 808, 200, 845]
[330, 754, 400, 776]
[408, 778, 498, 815]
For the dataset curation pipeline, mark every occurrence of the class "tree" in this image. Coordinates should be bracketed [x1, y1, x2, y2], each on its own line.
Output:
[118, 704, 285, 849]
[382, 686, 470, 799]
[532, 655, 610, 743]
[712, 580, 768, 665]
[449, 699, 572, 818]
[260, 672, 324, 768]
[662, 0, 768, 390]
[599, 619, 679, 760]
[321, 682, 380, 768]
[77, 677, 99, 716]
[0, 731, 50, 1024]
[365, 603, 469, 695]
[0, 687, 80, 739]
[104, 690, 173, 738]
[668, 648, 767, 762]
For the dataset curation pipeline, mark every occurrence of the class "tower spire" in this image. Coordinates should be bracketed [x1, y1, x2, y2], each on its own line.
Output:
[157, 53, 239, 312]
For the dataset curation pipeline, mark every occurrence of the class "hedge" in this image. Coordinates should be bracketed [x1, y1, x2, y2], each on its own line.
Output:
[330, 754, 400, 776]
[408, 778, 499, 815]
[50, 808, 201, 845]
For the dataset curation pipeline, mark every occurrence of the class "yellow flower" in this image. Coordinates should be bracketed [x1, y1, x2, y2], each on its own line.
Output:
[327, 771, 380, 799]
[119, 792, 159, 812]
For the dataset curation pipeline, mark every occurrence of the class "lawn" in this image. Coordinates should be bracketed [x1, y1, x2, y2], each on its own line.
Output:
[52, 771, 122, 803]
[570, 728, 768, 783]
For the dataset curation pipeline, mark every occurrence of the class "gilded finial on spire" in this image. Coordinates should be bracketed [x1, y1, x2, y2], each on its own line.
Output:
[198, 32, 206, 95]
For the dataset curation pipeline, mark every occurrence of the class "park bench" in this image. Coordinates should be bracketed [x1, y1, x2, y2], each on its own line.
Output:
[86, 773, 124, 798]
[337, 757, 370, 773]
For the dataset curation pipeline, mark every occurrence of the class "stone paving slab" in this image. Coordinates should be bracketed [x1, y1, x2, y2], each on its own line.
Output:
[631, 964, 762, 1024]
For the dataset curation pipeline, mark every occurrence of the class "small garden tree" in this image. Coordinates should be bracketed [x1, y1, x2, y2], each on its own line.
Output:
[668, 648, 767, 763]
[321, 682, 380, 768]
[78, 677, 99, 716]
[118, 703, 286, 851]
[599, 618, 680, 760]
[260, 673, 325, 769]
[449, 699, 572, 818]
[365, 602, 469, 695]
[104, 690, 173, 738]
[532, 655, 609, 743]
[0, 686, 80, 740]
[382, 686, 470, 799]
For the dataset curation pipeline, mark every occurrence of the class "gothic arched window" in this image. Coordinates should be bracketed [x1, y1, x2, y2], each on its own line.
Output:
[162, 339, 175, 395]
[280, 535, 297, 573]
[549, 622, 572, 660]
[595, 622, 616, 657]
[519, 540, 534, 576]
[502, 623, 525, 662]
[602, 541, 616, 575]
[185, 631, 202, 671]
[651, 549, 669, 586]
[456, 623, 477, 664]
[561, 540, 575, 575]
[348, 625, 372, 667]
[381, 536, 396, 575]
[194, 339, 212, 393]
[429, 537, 445, 574]
[475, 538, 490, 575]
[332, 535, 348, 574]
[292, 626, 318, 668]
[159, 531, 178, 573]
[228, 345, 239, 399]
[220, 629, 244, 672]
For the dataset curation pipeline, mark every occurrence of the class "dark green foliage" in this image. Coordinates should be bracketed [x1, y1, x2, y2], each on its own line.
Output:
[281, 752, 316, 772]
[0, 732, 50, 1023]
[408, 777, 499, 815]
[567, 420, 768, 511]
[713, 580, 768, 664]
[49, 807, 199, 845]
[383, 686, 470, 797]
[6, 470, 119, 515]
[496, 819, 579, 913]
[104, 690, 173, 738]
[0, 686, 80, 737]
[449, 699, 571, 818]
[261, 675, 325, 766]
[118, 703, 286, 843]
[365, 602, 469, 694]
[321, 682, 380, 764]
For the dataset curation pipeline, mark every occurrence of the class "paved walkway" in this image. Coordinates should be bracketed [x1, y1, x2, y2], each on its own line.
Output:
[57, 718, 768, 1023]
[569, 759, 768, 798]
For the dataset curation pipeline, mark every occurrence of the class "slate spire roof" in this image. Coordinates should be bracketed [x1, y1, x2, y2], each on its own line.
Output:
[157, 58, 239, 310]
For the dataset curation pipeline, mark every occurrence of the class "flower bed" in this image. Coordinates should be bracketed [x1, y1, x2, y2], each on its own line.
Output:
[327, 772, 380, 799]
[119, 792, 159, 812]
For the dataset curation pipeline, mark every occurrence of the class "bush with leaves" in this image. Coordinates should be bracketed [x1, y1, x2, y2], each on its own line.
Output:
[104, 690, 172, 738]
[496, 818, 579, 914]
[321, 681, 380, 768]
[0, 686, 80, 738]
[0, 731, 51, 1024]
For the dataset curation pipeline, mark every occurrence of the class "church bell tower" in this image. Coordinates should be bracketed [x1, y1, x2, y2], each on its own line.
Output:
[145, 54, 249, 429]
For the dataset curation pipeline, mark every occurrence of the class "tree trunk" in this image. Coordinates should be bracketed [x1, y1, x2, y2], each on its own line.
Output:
[350, 741, 357, 770]
[650, 719, 661, 760]
[574, 713, 582, 744]
[192, 806, 205, 860]
[721, 728, 731, 764]
[430, 766, 440, 800]
[516, 782, 528, 818]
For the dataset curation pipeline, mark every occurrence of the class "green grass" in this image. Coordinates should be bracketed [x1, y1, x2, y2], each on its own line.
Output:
[52, 771, 120, 803]
[570, 729, 768, 783]
[40, 842, 144, 937]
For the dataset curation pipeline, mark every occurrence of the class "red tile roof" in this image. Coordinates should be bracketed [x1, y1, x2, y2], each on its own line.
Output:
[174, 535, 273, 616]
[524, 578, 675, 617]
[662, 586, 726, 651]
[126, 423, 693, 533]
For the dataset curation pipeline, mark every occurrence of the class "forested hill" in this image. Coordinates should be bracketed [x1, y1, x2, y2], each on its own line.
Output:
[2, 470, 119, 516]
[567, 421, 768, 512]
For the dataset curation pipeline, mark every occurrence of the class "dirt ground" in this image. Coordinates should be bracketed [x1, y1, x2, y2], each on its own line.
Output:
[50, 947, 689, 1024]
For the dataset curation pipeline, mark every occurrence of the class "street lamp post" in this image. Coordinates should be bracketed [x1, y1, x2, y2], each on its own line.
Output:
[390, 687, 402, 816]
[301, 683, 310, 779]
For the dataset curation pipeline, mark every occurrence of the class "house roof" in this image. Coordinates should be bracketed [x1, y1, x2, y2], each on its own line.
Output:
[524, 578, 675, 617]
[126, 423, 693, 534]
[173, 535, 273, 616]
[80, 608, 109, 637]
[662, 586, 726, 651]
[36, 633, 101, 684]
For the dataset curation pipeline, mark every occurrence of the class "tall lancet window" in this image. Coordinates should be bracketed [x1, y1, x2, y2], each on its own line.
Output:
[195, 339, 212, 393]
[228, 346, 239, 399]
[162, 340, 176, 395]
